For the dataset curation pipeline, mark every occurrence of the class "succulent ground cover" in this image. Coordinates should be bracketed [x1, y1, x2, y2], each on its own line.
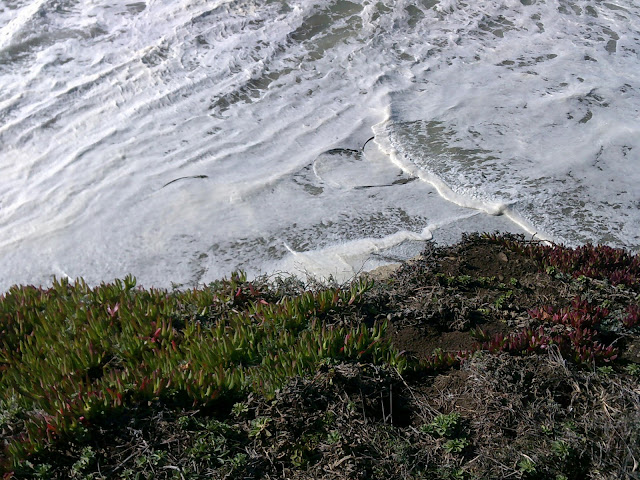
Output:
[1, 233, 639, 479]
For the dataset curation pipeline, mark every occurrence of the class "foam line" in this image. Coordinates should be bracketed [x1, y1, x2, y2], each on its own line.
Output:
[277, 229, 434, 283]
[371, 119, 554, 244]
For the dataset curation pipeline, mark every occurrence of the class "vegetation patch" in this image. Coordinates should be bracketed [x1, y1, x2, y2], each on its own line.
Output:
[1, 233, 639, 478]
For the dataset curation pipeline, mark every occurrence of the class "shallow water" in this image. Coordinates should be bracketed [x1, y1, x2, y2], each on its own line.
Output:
[0, 0, 638, 291]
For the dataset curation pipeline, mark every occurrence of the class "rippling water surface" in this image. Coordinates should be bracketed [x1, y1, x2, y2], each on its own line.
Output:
[1, 0, 638, 290]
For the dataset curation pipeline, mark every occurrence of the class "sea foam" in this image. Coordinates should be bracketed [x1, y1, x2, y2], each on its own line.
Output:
[0, 0, 638, 291]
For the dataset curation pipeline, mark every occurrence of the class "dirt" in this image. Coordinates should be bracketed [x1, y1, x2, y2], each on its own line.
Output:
[362, 235, 574, 361]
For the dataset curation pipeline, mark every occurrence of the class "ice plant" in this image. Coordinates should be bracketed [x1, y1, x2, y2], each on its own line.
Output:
[479, 295, 618, 365]
[623, 304, 640, 328]
[0, 272, 405, 471]
[484, 233, 639, 288]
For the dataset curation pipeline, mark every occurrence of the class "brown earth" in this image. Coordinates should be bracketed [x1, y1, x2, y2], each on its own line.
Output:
[364, 236, 574, 360]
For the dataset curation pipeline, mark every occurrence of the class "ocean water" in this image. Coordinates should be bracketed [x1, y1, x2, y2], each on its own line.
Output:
[0, 0, 638, 291]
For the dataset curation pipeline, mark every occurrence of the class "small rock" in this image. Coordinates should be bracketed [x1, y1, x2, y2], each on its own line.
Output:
[497, 252, 508, 262]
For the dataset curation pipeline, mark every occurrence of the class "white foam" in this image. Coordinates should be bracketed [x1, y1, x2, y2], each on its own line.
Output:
[372, 120, 553, 243]
[377, 0, 640, 248]
[276, 228, 434, 283]
[0, 0, 48, 51]
[0, 0, 638, 292]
